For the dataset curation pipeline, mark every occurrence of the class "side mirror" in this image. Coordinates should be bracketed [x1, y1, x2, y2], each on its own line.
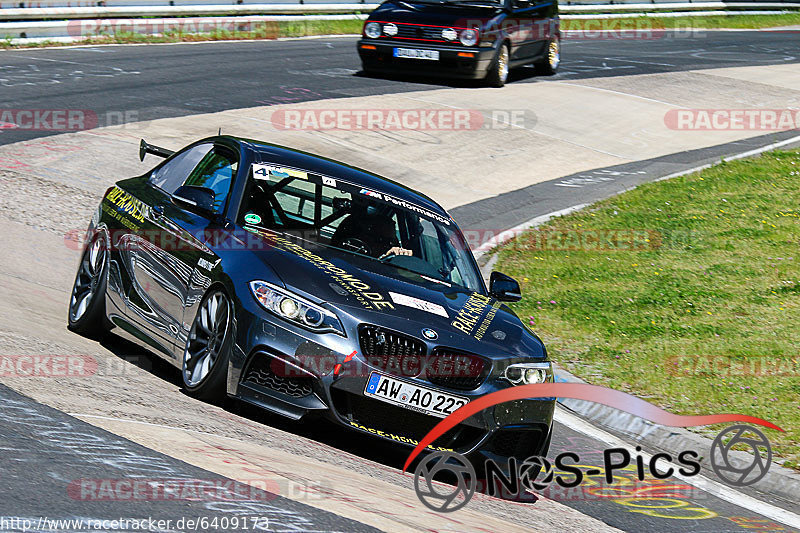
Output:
[172, 185, 216, 217]
[489, 271, 522, 302]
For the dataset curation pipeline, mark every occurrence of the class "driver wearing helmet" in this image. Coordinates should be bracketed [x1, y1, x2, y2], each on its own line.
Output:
[331, 201, 412, 258]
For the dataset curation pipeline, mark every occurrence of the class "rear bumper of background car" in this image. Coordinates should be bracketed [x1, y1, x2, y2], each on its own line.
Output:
[357, 39, 497, 80]
[229, 297, 555, 463]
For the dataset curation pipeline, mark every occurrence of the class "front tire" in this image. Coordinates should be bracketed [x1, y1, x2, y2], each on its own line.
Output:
[182, 289, 232, 401]
[535, 37, 560, 76]
[68, 233, 110, 338]
[360, 63, 377, 77]
[485, 43, 510, 88]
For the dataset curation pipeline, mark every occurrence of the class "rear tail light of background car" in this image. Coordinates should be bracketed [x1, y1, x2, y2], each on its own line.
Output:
[250, 280, 345, 336]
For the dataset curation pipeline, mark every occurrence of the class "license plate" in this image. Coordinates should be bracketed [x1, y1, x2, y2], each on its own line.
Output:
[364, 372, 468, 418]
[393, 48, 439, 61]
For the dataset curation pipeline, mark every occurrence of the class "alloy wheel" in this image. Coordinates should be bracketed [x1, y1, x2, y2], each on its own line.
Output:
[183, 291, 230, 387]
[498, 46, 509, 84]
[69, 237, 106, 323]
[548, 40, 560, 70]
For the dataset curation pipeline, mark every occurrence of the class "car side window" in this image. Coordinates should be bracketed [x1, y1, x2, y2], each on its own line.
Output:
[274, 179, 316, 223]
[149, 143, 213, 195]
[183, 147, 238, 214]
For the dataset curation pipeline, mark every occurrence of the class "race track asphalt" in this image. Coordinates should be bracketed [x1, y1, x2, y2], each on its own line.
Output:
[1, 30, 799, 147]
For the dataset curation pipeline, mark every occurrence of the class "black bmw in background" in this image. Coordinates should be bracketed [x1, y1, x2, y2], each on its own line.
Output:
[357, 0, 560, 86]
[68, 136, 554, 468]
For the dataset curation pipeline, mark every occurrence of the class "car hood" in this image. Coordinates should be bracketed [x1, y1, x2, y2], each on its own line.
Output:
[250, 231, 545, 360]
[368, 0, 504, 28]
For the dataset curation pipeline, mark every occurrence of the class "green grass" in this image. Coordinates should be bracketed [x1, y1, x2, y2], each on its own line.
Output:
[562, 12, 800, 30]
[494, 150, 800, 468]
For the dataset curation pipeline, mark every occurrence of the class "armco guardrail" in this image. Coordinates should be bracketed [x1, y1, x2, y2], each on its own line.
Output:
[0, 14, 368, 40]
[2, 0, 800, 18]
[563, 1, 800, 9]
[0, 4, 379, 20]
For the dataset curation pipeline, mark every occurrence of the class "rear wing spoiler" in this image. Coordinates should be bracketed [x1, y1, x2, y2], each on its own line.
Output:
[139, 139, 175, 161]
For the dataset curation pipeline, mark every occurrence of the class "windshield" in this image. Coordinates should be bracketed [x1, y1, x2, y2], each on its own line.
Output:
[238, 162, 484, 292]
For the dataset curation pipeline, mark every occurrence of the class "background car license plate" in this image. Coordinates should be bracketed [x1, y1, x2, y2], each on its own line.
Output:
[364, 372, 468, 418]
[393, 48, 439, 61]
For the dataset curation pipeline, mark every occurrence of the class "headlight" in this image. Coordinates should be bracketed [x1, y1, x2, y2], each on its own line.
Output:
[459, 28, 479, 47]
[250, 280, 345, 336]
[504, 362, 552, 385]
[364, 22, 382, 39]
[442, 28, 458, 41]
[384, 23, 398, 36]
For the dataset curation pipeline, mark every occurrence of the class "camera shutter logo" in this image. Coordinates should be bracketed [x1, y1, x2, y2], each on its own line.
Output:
[519, 456, 554, 491]
[710, 424, 772, 487]
[413, 451, 476, 512]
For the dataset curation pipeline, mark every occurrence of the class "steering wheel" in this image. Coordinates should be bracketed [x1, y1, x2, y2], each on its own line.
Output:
[340, 237, 372, 256]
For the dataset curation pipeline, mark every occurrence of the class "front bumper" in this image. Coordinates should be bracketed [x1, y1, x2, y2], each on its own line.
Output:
[230, 296, 554, 462]
[357, 39, 497, 80]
